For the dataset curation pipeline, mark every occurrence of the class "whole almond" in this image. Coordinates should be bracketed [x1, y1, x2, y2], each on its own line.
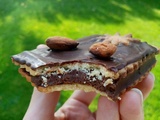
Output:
[46, 36, 79, 51]
[89, 42, 117, 58]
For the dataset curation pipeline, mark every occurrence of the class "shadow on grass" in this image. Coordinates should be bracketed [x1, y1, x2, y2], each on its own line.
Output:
[39, 0, 160, 24]
[1, 0, 160, 24]
[0, 0, 160, 119]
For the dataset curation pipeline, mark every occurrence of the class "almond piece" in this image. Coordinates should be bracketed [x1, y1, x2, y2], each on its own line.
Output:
[46, 36, 79, 51]
[89, 42, 117, 58]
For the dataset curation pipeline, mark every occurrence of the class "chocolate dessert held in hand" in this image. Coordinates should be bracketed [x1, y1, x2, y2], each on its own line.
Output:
[11, 33, 159, 101]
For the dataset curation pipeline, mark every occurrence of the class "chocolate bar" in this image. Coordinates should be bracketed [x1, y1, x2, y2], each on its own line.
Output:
[12, 34, 159, 101]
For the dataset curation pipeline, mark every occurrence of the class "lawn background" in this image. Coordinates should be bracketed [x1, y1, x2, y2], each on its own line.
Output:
[0, 0, 160, 119]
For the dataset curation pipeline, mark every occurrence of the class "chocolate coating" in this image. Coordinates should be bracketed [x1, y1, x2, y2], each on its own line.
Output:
[12, 34, 159, 100]
[12, 35, 158, 72]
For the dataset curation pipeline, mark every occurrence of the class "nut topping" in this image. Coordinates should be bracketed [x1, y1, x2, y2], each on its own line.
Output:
[89, 42, 117, 58]
[103, 33, 140, 45]
[89, 33, 142, 58]
[46, 36, 79, 51]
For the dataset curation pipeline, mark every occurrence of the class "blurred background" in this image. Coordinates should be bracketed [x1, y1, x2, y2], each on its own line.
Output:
[0, 0, 160, 119]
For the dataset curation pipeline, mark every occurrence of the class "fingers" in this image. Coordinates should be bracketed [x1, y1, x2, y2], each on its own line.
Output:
[135, 73, 155, 100]
[119, 73, 154, 120]
[23, 88, 60, 120]
[54, 90, 96, 120]
[37, 44, 48, 49]
[95, 72, 153, 120]
[96, 96, 119, 120]
[69, 90, 96, 106]
[120, 88, 144, 120]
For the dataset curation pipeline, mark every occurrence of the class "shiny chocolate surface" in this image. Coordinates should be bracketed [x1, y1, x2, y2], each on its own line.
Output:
[12, 35, 158, 72]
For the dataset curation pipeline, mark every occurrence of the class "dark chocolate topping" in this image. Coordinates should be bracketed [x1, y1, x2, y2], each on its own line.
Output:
[113, 56, 156, 98]
[12, 34, 158, 71]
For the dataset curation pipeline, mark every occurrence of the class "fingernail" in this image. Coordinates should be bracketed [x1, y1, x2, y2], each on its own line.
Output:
[54, 111, 65, 119]
[149, 72, 155, 81]
[131, 88, 143, 104]
[37, 44, 47, 49]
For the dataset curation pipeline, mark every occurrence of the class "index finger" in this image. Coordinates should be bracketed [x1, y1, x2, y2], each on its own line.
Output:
[23, 88, 60, 120]
[135, 72, 155, 100]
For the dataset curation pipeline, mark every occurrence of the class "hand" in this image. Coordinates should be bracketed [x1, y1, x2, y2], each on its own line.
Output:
[23, 45, 155, 120]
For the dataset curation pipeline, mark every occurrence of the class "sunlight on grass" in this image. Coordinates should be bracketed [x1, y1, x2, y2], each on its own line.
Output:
[153, 8, 160, 15]
[1, 0, 160, 119]
[111, 1, 132, 12]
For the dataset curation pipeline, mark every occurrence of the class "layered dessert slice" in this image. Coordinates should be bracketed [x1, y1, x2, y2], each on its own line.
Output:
[12, 33, 159, 101]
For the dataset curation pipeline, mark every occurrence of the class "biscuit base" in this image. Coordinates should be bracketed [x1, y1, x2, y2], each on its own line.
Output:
[18, 66, 152, 101]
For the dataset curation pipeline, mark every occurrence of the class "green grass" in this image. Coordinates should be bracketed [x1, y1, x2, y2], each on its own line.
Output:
[0, 0, 160, 119]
